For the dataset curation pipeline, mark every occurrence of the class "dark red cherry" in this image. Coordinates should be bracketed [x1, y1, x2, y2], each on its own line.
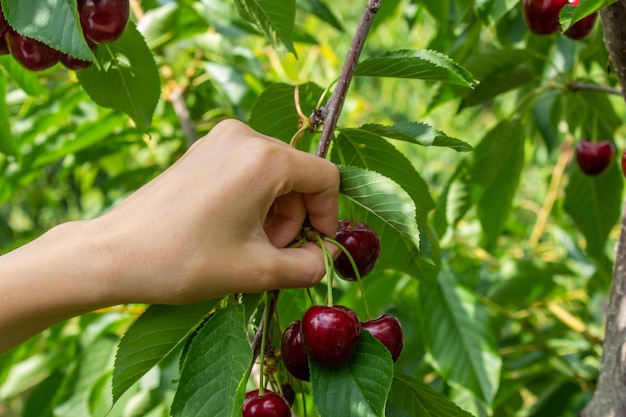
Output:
[564, 9, 597, 40]
[5, 29, 60, 71]
[281, 321, 310, 381]
[362, 314, 404, 363]
[575, 140, 615, 176]
[522, 0, 569, 35]
[60, 39, 97, 71]
[0, 4, 8, 37]
[621, 150, 626, 178]
[242, 392, 291, 417]
[78, 0, 129, 44]
[301, 305, 361, 366]
[334, 220, 381, 281]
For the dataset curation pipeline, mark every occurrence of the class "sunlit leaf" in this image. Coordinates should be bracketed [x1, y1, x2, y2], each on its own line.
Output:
[112, 300, 219, 403]
[310, 331, 394, 417]
[77, 23, 160, 131]
[389, 373, 474, 417]
[234, 0, 296, 54]
[564, 162, 623, 259]
[171, 304, 251, 417]
[355, 49, 477, 88]
[2, 0, 95, 60]
[418, 271, 502, 405]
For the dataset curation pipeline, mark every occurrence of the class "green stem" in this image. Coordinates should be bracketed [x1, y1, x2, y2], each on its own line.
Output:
[325, 236, 372, 319]
[258, 292, 271, 394]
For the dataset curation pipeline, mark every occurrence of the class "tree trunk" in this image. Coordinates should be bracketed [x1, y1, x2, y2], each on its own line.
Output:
[580, 2, 626, 416]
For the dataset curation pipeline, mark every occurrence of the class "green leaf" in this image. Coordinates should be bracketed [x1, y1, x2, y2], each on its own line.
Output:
[358, 122, 472, 152]
[388, 373, 474, 417]
[418, 271, 502, 405]
[171, 304, 252, 417]
[563, 161, 623, 259]
[0, 69, 16, 156]
[310, 331, 394, 417]
[461, 49, 535, 109]
[54, 336, 118, 416]
[76, 23, 160, 132]
[0, 56, 48, 96]
[469, 120, 525, 246]
[355, 49, 477, 88]
[2, 0, 95, 60]
[559, 0, 617, 29]
[335, 129, 435, 224]
[338, 165, 439, 286]
[234, 0, 296, 54]
[432, 161, 472, 237]
[249, 82, 324, 142]
[112, 299, 220, 403]
[296, 0, 343, 31]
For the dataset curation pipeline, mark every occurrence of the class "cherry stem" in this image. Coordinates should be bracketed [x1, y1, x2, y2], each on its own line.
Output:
[325, 236, 372, 320]
[258, 292, 271, 395]
[316, 0, 382, 159]
[315, 234, 335, 307]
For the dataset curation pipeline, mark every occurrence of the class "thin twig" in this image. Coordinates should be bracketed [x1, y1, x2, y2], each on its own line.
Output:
[316, 0, 382, 158]
[568, 82, 622, 96]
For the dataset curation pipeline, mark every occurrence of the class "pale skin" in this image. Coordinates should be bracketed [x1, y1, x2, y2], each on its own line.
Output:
[0, 119, 340, 355]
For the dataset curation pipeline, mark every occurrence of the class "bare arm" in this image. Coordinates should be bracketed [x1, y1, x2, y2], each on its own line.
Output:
[0, 119, 339, 354]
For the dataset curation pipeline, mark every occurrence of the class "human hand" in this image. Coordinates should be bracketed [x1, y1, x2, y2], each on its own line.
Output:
[91, 119, 340, 304]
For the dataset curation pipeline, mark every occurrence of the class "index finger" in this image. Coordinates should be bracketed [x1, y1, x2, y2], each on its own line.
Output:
[281, 149, 340, 238]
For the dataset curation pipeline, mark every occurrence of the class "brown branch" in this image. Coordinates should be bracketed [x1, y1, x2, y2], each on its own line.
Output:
[581, 1, 626, 416]
[316, 0, 382, 159]
[568, 82, 622, 96]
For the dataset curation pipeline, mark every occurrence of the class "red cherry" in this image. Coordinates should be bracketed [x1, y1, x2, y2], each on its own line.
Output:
[575, 140, 615, 176]
[621, 150, 626, 178]
[281, 321, 310, 381]
[564, 13, 597, 40]
[522, 0, 569, 35]
[362, 314, 404, 363]
[334, 220, 381, 281]
[301, 305, 361, 366]
[5, 29, 60, 71]
[60, 40, 97, 71]
[78, 0, 129, 44]
[242, 392, 291, 417]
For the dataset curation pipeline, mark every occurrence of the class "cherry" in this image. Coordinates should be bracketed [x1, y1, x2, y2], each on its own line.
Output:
[78, 0, 129, 44]
[301, 305, 361, 366]
[5, 29, 60, 71]
[362, 314, 404, 363]
[242, 392, 291, 417]
[522, 0, 597, 39]
[60, 39, 97, 71]
[281, 321, 310, 381]
[621, 150, 626, 178]
[564, 11, 597, 40]
[333, 220, 381, 281]
[575, 140, 615, 176]
[0, 4, 8, 37]
[522, 0, 569, 35]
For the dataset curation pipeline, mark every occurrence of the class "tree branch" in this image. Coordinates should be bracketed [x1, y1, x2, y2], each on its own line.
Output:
[581, 1, 626, 416]
[316, 0, 382, 159]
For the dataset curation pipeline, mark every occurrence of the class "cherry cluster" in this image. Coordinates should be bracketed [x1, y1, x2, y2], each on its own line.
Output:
[0, 0, 129, 72]
[522, 0, 597, 40]
[242, 220, 403, 416]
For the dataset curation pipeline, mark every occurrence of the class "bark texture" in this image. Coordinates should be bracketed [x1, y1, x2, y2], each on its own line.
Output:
[581, 2, 626, 416]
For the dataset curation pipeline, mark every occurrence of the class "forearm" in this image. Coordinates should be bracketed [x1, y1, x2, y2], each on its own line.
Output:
[0, 221, 120, 354]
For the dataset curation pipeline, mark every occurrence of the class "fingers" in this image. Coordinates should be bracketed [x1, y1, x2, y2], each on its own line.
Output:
[268, 241, 339, 289]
